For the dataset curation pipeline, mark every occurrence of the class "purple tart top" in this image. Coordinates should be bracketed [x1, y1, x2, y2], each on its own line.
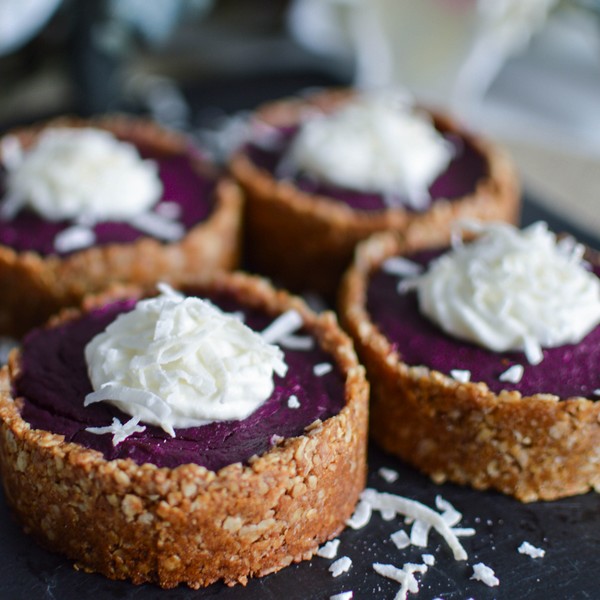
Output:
[244, 115, 488, 213]
[15, 290, 346, 471]
[367, 232, 600, 400]
[0, 122, 216, 256]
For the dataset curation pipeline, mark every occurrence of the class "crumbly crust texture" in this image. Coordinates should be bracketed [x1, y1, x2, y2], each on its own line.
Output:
[339, 231, 600, 502]
[0, 115, 244, 337]
[230, 88, 520, 299]
[0, 272, 369, 588]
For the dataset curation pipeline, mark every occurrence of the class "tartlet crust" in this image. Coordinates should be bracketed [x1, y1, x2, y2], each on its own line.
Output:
[0, 271, 369, 588]
[339, 230, 600, 502]
[230, 88, 520, 298]
[0, 115, 244, 337]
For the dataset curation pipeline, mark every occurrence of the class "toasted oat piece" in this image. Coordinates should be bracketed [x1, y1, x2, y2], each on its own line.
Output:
[339, 231, 600, 502]
[230, 88, 520, 299]
[0, 271, 368, 588]
[0, 115, 243, 337]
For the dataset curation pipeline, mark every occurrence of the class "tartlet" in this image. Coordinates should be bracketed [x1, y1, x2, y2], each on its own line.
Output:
[0, 271, 368, 588]
[339, 227, 600, 502]
[0, 115, 243, 337]
[230, 88, 520, 298]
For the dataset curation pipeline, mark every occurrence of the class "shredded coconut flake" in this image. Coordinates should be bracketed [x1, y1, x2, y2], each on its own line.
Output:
[287, 394, 300, 409]
[261, 309, 303, 344]
[317, 539, 341, 559]
[593, 389, 600, 396]
[130, 211, 184, 241]
[410, 519, 431, 548]
[378, 467, 400, 483]
[422, 554, 435, 566]
[86, 416, 146, 446]
[330, 592, 353, 600]
[53, 225, 96, 253]
[361, 489, 468, 561]
[390, 529, 411, 550]
[278, 333, 314, 350]
[382, 256, 424, 278]
[435, 495, 462, 527]
[373, 562, 428, 599]
[450, 369, 471, 383]
[499, 364, 525, 383]
[471, 562, 500, 587]
[329, 556, 352, 577]
[313, 362, 333, 376]
[346, 499, 373, 530]
[518, 541, 546, 558]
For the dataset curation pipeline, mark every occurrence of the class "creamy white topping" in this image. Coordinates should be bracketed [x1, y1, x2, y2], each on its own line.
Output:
[84, 284, 287, 435]
[413, 221, 600, 364]
[286, 93, 453, 210]
[3, 127, 162, 222]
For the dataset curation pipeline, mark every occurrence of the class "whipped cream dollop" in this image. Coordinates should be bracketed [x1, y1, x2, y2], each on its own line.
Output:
[286, 93, 453, 210]
[84, 284, 288, 435]
[2, 127, 162, 222]
[412, 221, 600, 364]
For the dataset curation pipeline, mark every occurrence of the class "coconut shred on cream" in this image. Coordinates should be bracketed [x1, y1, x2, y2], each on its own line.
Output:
[411, 221, 600, 364]
[285, 92, 453, 210]
[2, 127, 162, 222]
[84, 284, 288, 436]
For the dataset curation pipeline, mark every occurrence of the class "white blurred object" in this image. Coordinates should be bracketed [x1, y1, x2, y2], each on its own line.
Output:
[289, 0, 558, 112]
[0, 0, 61, 55]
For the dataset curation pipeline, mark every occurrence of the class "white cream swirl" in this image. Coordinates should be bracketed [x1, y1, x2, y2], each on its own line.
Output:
[3, 127, 162, 222]
[413, 221, 600, 364]
[286, 92, 453, 210]
[84, 284, 288, 435]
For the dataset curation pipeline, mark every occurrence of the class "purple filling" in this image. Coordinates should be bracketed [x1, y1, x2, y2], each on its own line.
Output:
[245, 126, 487, 212]
[0, 145, 215, 256]
[16, 293, 346, 471]
[367, 250, 600, 399]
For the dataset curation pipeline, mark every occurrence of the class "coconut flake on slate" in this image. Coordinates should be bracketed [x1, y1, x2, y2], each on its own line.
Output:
[471, 562, 500, 587]
[317, 539, 341, 559]
[518, 541, 546, 559]
[379, 467, 400, 483]
[329, 556, 352, 577]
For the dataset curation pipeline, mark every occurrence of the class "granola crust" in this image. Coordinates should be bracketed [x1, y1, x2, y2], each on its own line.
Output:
[0, 271, 369, 588]
[0, 115, 244, 337]
[230, 88, 520, 299]
[339, 231, 600, 502]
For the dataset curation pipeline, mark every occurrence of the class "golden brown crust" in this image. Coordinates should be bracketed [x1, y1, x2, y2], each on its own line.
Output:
[338, 231, 600, 502]
[0, 115, 244, 337]
[230, 88, 520, 299]
[0, 271, 369, 588]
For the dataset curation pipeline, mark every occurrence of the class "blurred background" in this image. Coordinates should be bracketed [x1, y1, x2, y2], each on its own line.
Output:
[1, 0, 599, 238]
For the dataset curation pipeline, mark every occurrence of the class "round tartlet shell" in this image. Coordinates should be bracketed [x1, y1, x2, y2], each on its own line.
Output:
[339, 230, 600, 502]
[0, 115, 244, 337]
[0, 272, 369, 588]
[230, 88, 520, 299]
